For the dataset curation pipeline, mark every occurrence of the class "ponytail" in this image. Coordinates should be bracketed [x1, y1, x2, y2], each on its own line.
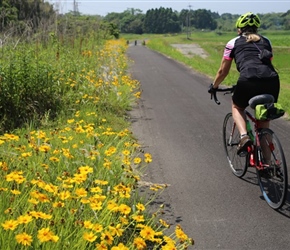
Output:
[243, 33, 261, 42]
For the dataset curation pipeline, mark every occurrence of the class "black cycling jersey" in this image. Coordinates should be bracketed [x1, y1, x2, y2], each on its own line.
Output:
[224, 35, 278, 81]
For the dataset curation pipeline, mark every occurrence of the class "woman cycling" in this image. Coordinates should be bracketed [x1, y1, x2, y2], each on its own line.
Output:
[208, 12, 280, 155]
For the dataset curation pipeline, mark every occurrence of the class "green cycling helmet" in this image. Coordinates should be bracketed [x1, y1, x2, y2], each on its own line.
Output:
[236, 12, 261, 28]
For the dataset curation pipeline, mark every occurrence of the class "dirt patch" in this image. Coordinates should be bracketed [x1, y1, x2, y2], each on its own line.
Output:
[171, 44, 208, 59]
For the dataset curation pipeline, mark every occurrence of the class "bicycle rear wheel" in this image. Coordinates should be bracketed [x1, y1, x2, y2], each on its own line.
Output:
[223, 113, 248, 177]
[257, 128, 288, 210]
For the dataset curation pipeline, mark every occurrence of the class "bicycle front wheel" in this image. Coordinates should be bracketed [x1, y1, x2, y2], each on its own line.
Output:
[223, 113, 248, 177]
[257, 128, 288, 210]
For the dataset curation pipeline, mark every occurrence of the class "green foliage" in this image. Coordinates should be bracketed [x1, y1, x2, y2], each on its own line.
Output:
[0, 0, 55, 33]
[0, 45, 62, 131]
[179, 9, 217, 30]
[105, 7, 290, 34]
[143, 7, 181, 33]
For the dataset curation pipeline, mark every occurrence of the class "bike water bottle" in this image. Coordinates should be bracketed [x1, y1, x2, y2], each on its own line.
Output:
[246, 120, 255, 142]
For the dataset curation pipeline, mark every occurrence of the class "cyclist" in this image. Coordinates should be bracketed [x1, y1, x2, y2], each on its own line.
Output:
[208, 12, 280, 155]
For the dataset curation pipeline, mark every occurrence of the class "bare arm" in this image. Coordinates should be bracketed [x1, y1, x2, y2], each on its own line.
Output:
[212, 58, 232, 88]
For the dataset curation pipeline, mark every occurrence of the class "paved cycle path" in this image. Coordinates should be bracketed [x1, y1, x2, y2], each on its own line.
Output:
[127, 43, 290, 250]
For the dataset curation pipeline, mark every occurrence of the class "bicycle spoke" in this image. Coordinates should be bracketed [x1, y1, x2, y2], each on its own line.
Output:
[223, 113, 248, 177]
[257, 128, 288, 210]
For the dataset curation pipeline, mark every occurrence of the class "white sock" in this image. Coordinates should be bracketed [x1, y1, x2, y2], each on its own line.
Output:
[240, 134, 247, 139]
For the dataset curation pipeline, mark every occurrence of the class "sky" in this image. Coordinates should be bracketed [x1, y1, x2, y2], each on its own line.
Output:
[47, 1, 290, 16]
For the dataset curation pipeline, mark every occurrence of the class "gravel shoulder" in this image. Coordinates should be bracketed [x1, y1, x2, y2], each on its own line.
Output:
[171, 43, 208, 58]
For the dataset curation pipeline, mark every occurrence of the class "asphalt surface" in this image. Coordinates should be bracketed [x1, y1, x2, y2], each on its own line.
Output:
[127, 43, 290, 250]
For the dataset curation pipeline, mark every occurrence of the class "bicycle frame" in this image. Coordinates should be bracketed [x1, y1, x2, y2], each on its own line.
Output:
[245, 110, 266, 170]
[212, 85, 288, 209]
[211, 86, 271, 170]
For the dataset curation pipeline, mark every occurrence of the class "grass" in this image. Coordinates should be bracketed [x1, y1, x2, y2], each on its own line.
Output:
[122, 31, 290, 116]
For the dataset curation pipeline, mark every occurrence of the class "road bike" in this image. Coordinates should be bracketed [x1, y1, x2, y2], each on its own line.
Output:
[210, 86, 288, 210]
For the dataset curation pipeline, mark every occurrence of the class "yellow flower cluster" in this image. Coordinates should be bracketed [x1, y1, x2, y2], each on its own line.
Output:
[0, 39, 193, 249]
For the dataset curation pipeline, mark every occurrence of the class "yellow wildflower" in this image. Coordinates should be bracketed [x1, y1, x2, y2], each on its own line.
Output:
[0, 161, 8, 171]
[104, 146, 117, 156]
[83, 220, 94, 229]
[90, 186, 102, 193]
[90, 201, 102, 211]
[161, 243, 177, 250]
[29, 211, 52, 220]
[118, 204, 131, 215]
[101, 231, 114, 245]
[53, 201, 65, 208]
[11, 189, 21, 195]
[175, 225, 189, 242]
[96, 242, 108, 250]
[132, 214, 145, 222]
[28, 198, 39, 205]
[4, 133, 19, 141]
[17, 215, 33, 224]
[39, 145, 51, 153]
[159, 219, 170, 228]
[136, 203, 145, 212]
[2, 220, 18, 230]
[111, 243, 129, 250]
[4, 208, 12, 214]
[103, 159, 112, 169]
[37, 227, 59, 242]
[41, 163, 49, 169]
[21, 152, 32, 158]
[78, 165, 93, 174]
[67, 119, 75, 124]
[44, 183, 58, 193]
[119, 217, 129, 225]
[109, 224, 124, 237]
[133, 237, 147, 250]
[49, 156, 60, 162]
[122, 150, 130, 156]
[94, 180, 108, 185]
[134, 157, 142, 164]
[140, 226, 155, 241]
[73, 173, 87, 184]
[92, 223, 103, 233]
[75, 188, 87, 198]
[83, 231, 97, 242]
[59, 190, 71, 200]
[15, 232, 33, 246]
[5, 171, 26, 183]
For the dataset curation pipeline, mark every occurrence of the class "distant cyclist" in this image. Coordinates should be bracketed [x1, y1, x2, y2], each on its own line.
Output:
[208, 12, 280, 155]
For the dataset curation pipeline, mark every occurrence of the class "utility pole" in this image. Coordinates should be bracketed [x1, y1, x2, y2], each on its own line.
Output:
[187, 4, 192, 39]
[73, 0, 80, 15]
[55, 0, 62, 33]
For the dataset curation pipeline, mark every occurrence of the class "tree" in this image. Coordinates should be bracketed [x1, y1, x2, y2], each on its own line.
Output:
[143, 7, 180, 34]
[0, 0, 18, 31]
[0, 0, 55, 33]
[192, 9, 217, 30]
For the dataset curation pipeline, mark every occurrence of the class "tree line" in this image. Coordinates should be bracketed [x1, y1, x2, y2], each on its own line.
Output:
[0, 0, 120, 42]
[0, 1, 290, 39]
[104, 8, 290, 34]
[0, 0, 54, 33]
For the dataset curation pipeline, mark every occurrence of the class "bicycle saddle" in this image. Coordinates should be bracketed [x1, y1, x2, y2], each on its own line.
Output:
[248, 94, 275, 109]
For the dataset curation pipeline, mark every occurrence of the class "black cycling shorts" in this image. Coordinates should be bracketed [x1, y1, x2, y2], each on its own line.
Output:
[232, 77, 280, 109]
